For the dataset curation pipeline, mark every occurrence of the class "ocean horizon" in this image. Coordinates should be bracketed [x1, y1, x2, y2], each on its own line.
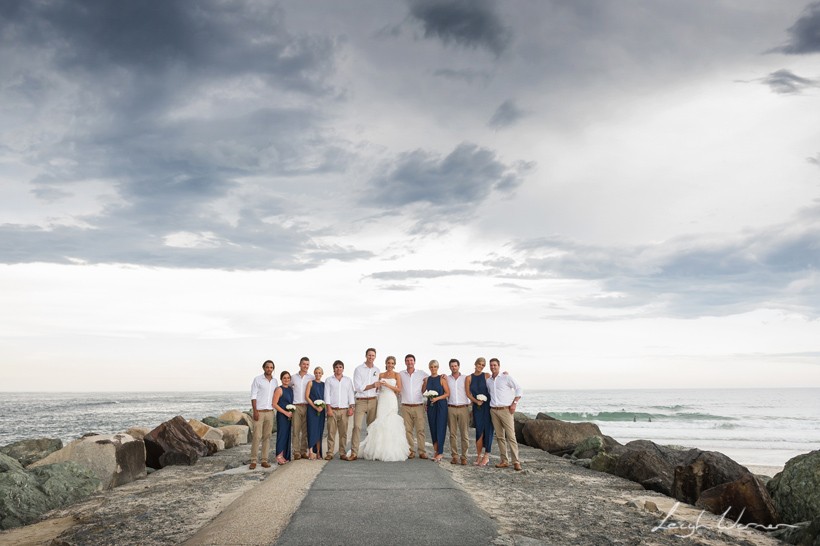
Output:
[2, 387, 817, 469]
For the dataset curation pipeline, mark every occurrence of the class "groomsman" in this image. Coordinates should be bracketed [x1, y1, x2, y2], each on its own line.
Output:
[400, 354, 428, 459]
[324, 360, 355, 460]
[290, 357, 314, 460]
[249, 360, 278, 469]
[446, 358, 469, 465]
[487, 358, 523, 471]
[350, 348, 381, 461]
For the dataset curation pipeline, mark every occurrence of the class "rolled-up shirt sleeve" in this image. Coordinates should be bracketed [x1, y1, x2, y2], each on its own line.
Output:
[509, 375, 523, 399]
[251, 376, 260, 401]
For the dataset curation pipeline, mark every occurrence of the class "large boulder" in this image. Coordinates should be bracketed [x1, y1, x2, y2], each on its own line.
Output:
[219, 425, 250, 449]
[29, 433, 145, 490]
[513, 413, 530, 445]
[535, 412, 557, 421]
[144, 416, 209, 469]
[767, 450, 820, 524]
[672, 450, 750, 505]
[696, 472, 780, 526]
[218, 410, 253, 428]
[187, 419, 225, 443]
[572, 435, 621, 460]
[591, 440, 693, 496]
[0, 438, 63, 467]
[0, 453, 99, 530]
[124, 427, 150, 441]
[522, 420, 602, 455]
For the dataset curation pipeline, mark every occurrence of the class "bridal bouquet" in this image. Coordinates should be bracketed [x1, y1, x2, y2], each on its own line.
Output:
[476, 394, 488, 405]
[285, 404, 296, 419]
[423, 390, 438, 404]
[314, 399, 326, 416]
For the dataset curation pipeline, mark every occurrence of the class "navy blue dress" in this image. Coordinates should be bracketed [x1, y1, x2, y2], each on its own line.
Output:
[276, 386, 294, 461]
[470, 372, 494, 453]
[426, 375, 448, 456]
[306, 381, 326, 456]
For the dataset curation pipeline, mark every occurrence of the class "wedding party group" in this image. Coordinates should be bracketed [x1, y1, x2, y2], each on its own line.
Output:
[247, 348, 525, 471]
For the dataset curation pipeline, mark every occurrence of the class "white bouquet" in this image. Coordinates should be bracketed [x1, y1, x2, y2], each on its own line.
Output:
[285, 404, 296, 419]
[423, 390, 438, 403]
[476, 394, 488, 405]
[314, 399, 326, 415]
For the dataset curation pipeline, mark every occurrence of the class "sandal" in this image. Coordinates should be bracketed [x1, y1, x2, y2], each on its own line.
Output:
[479, 454, 490, 467]
[276, 455, 287, 465]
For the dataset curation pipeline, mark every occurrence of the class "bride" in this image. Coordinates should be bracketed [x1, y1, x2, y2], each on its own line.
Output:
[360, 356, 410, 461]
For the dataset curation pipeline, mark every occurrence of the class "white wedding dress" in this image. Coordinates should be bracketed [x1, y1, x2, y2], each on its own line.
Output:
[360, 378, 409, 462]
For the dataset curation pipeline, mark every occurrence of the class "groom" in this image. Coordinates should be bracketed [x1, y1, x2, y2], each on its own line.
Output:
[349, 347, 381, 461]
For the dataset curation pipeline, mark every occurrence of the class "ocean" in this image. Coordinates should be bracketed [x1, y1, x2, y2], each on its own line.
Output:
[1, 388, 817, 468]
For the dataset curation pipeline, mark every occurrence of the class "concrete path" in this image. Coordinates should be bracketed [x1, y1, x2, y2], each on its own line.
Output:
[275, 458, 498, 546]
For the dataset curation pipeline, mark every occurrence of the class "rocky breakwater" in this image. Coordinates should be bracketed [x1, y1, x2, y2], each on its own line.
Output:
[0, 409, 252, 532]
[515, 411, 809, 541]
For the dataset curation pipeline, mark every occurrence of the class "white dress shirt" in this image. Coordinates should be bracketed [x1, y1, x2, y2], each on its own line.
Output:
[446, 374, 469, 405]
[250, 374, 279, 410]
[487, 373, 523, 407]
[353, 363, 381, 399]
[399, 369, 429, 404]
[290, 372, 314, 404]
[324, 374, 355, 409]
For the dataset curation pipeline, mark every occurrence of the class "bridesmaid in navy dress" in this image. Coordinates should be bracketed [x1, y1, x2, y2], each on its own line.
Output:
[465, 357, 494, 466]
[273, 371, 294, 465]
[306, 366, 326, 460]
[422, 360, 450, 462]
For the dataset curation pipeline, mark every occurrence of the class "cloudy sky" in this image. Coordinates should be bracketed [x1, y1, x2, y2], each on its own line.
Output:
[1, 0, 819, 391]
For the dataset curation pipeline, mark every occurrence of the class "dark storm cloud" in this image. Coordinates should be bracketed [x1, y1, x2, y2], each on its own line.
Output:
[368, 142, 531, 209]
[487, 99, 526, 130]
[760, 69, 818, 94]
[773, 1, 820, 54]
[0, 0, 370, 270]
[504, 214, 820, 318]
[406, 0, 511, 55]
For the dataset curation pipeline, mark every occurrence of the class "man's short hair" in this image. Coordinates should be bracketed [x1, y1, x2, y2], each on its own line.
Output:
[333, 360, 344, 369]
[449, 358, 459, 366]
[489, 358, 500, 365]
[365, 348, 376, 356]
[405, 354, 415, 361]
[262, 360, 275, 369]
[299, 357, 310, 364]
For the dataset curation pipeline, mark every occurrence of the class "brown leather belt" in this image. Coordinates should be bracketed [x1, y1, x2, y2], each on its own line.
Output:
[448, 404, 469, 408]
[331, 406, 348, 410]
[257, 409, 273, 412]
[294, 403, 308, 406]
[402, 403, 423, 407]
[491, 405, 511, 410]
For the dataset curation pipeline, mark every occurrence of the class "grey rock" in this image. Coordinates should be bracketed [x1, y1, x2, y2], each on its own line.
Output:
[535, 412, 556, 420]
[0, 460, 99, 530]
[29, 433, 145, 490]
[768, 449, 820, 525]
[572, 435, 621, 459]
[590, 440, 694, 497]
[513, 412, 530, 445]
[522, 419, 602, 456]
[0, 451, 24, 473]
[0, 438, 63, 467]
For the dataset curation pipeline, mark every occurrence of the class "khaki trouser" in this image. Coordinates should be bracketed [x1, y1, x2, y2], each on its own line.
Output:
[402, 404, 426, 454]
[351, 398, 377, 456]
[292, 404, 309, 457]
[490, 407, 520, 464]
[250, 410, 274, 463]
[327, 408, 350, 457]
[447, 405, 470, 459]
